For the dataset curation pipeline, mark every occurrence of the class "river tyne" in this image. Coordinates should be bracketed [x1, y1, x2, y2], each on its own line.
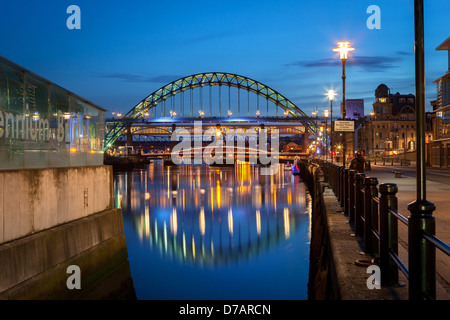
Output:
[113, 161, 311, 300]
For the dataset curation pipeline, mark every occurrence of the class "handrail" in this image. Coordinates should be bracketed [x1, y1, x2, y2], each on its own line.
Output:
[423, 231, 450, 256]
[320, 159, 450, 300]
[372, 228, 380, 241]
[389, 248, 409, 279]
[388, 208, 409, 226]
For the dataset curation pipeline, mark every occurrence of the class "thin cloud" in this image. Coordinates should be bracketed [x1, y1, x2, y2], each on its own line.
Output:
[396, 50, 413, 56]
[286, 55, 403, 72]
[97, 73, 183, 83]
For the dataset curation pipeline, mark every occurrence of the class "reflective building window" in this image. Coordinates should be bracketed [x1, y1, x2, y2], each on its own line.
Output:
[0, 56, 106, 170]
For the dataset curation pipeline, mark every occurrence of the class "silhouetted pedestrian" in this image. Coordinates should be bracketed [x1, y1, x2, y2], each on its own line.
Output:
[350, 152, 365, 173]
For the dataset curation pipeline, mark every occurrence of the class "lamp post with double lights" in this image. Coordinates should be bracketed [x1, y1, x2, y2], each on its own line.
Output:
[333, 41, 354, 168]
[323, 109, 329, 163]
[327, 89, 337, 162]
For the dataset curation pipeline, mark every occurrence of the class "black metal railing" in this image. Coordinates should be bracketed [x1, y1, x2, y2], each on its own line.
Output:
[315, 159, 450, 300]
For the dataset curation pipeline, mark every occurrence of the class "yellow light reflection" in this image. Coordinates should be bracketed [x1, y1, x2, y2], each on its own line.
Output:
[144, 207, 150, 238]
[273, 187, 277, 211]
[284, 207, 290, 239]
[216, 180, 221, 209]
[287, 188, 292, 205]
[199, 207, 205, 236]
[192, 235, 196, 260]
[256, 209, 261, 236]
[171, 208, 178, 236]
[210, 187, 214, 212]
[228, 208, 233, 236]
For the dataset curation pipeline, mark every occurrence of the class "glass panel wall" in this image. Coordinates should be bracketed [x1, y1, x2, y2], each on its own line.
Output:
[0, 57, 106, 170]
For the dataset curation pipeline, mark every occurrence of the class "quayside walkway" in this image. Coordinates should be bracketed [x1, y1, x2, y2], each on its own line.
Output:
[304, 160, 450, 300]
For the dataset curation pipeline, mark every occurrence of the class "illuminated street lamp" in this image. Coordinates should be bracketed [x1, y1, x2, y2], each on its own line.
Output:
[333, 41, 354, 167]
[326, 89, 337, 162]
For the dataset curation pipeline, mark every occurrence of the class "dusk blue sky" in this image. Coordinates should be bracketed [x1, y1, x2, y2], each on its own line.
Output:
[1, 0, 449, 117]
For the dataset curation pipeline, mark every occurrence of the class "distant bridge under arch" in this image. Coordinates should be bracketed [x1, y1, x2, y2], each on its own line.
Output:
[105, 72, 319, 149]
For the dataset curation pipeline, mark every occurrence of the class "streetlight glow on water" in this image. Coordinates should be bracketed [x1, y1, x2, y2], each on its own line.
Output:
[113, 162, 312, 300]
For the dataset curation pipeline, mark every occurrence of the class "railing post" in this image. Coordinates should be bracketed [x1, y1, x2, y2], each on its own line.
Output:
[348, 170, 357, 224]
[338, 166, 343, 205]
[408, 202, 436, 300]
[343, 168, 349, 214]
[354, 173, 365, 236]
[363, 177, 378, 255]
[379, 183, 399, 286]
[329, 164, 335, 192]
[332, 164, 338, 194]
[331, 163, 337, 195]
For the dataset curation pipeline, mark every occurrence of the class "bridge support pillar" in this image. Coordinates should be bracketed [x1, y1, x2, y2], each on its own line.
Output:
[126, 124, 132, 146]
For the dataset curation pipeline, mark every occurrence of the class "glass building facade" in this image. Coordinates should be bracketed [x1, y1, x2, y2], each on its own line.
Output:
[0, 56, 106, 170]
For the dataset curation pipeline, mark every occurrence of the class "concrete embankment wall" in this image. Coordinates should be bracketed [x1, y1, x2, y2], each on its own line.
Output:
[0, 166, 136, 299]
[0, 166, 113, 244]
[303, 165, 340, 300]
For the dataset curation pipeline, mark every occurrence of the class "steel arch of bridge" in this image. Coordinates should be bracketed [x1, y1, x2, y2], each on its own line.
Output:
[105, 72, 318, 149]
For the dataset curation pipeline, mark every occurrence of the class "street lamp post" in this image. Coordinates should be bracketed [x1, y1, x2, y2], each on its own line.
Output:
[324, 109, 329, 163]
[407, 0, 436, 300]
[333, 42, 354, 168]
[327, 90, 337, 163]
[312, 109, 318, 158]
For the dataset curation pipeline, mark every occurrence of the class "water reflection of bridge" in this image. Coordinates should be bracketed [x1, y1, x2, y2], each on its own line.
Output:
[114, 163, 311, 266]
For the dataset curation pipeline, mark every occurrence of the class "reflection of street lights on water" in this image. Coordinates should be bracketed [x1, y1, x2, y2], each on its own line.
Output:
[333, 41, 354, 167]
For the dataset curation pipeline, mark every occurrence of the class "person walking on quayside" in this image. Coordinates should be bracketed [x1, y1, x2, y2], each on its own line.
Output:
[350, 151, 365, 173]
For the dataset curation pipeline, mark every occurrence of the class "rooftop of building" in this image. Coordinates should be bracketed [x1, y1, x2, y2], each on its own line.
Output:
[436, 36, 450, 51]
